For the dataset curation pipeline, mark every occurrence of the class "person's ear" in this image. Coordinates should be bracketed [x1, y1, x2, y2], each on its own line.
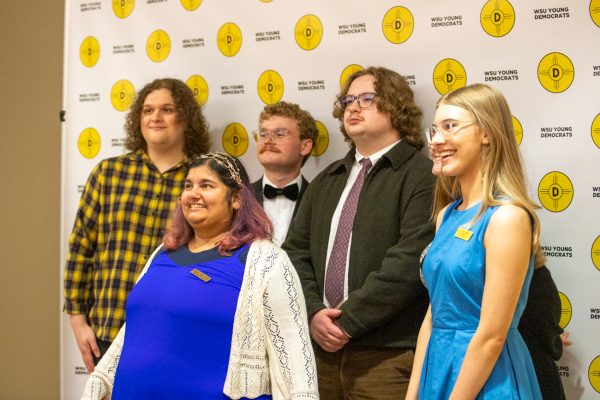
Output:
[232, 191, 241, 211]
[300, 138, 313, 156]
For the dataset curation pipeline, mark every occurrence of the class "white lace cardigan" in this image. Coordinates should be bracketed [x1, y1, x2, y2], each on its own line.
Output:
[82, 240, 319, 400]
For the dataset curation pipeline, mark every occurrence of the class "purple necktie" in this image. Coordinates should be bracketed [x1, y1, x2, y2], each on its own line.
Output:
[325, 158, 372, 308]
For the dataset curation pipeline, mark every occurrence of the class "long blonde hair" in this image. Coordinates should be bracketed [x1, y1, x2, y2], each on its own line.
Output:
[432, 84, 545, 267]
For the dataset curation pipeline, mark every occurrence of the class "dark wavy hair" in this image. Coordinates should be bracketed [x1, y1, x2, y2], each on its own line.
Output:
[124, 78, 210, 157]
[333, 66, 424, 149]
[259, 101, 318, 165]
[163, 154, 273, 254]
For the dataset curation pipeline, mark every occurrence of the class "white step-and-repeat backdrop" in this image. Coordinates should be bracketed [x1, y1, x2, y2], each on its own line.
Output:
[61, 1, 600, 398]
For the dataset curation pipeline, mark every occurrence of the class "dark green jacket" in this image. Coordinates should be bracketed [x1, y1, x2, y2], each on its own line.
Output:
[283, 141, 434, 349]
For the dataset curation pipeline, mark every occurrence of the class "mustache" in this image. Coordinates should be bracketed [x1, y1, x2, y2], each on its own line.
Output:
[259, 145, 281, 154]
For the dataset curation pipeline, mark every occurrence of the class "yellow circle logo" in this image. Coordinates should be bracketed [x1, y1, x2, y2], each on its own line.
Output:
[112, 0, 135, 18]
[433, 58, 467, 95]
[538, 171, 574, 212]
[217, 22, 243, 57]
[146, 30, 171, 63]
[259, 0, 272, 2]
[186, 75, 209, 106]
[79, 36, 100, 68]
[257, 70, 284, 105]
[294, 14, 323, 51]
[222, 123, 249, 157]
[382, 6, 415, 44]
[512, 115, 523, 145]
[311, 120, 329, 157]
[558, 291, 572, 329]
[77, 128, 101, 159]
[180, 0, 202, 11]
[592, 236, 600, 272]
[339, 64, 364, 90]
[480, 0, 515, 37]
[110, 79, 135, 112]
[589, 355, 600, 392]
[537, 52, 575, 93]
[591, 0, 600, 28]
[592, 113, 600, 149]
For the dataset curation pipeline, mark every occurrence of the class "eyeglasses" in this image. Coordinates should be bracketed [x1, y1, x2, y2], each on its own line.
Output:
[425, 120, 478, 143]
[253, 128, 291, 142]
[335, 92, 378, 110]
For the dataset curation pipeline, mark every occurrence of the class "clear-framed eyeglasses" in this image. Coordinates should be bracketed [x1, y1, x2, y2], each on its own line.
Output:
[253, 128, 291, 142]
[335, 92, 378, 111]
[425, 120, 478, 144]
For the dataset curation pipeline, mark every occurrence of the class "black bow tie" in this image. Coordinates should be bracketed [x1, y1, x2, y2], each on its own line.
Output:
[263, 183, 299, 201]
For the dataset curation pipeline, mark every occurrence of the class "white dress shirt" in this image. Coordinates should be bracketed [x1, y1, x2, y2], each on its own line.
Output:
[262, 174, 303, 247]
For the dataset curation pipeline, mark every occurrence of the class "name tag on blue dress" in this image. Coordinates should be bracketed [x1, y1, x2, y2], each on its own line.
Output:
[191, 269, 211, 282]
[454, 226, 473, 241]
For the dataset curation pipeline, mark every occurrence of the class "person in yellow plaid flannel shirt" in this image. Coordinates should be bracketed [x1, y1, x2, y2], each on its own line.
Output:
[63, 78, 210, 372]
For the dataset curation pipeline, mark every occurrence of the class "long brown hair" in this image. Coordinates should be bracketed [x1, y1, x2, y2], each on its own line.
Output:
[124, 78, 210, 157]
[333, 66, 424, 149]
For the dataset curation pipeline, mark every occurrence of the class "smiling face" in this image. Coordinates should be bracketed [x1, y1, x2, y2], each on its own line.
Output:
[343, 74, 399, 155]
[256, 115, 313, 174]
[140, 88, 186, 154]
[430, 103, 487, 182]
[181, 164, 240, 237]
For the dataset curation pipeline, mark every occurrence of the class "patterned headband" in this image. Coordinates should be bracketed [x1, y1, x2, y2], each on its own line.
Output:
[196, 152, 242, 187]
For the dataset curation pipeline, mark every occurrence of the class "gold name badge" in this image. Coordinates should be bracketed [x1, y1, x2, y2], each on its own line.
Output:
[191, 269, 211, 282]
[454, 227, 473, 241]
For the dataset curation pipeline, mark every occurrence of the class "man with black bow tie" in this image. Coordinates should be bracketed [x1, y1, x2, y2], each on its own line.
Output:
[252, 101, 317, 246]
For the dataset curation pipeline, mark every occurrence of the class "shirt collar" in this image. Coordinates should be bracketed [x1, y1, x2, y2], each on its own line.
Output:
[354, 139, 401, 167]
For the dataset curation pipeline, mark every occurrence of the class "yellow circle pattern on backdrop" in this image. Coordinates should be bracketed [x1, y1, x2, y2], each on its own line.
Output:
[311, 120, 329, 157]
[433, 58, 467, 95]
[382, 6, 414, 44]
[217, 22, 243, 57]
[257, 70, 284, 105]
[295, 14, 323, 51]
[512, 115, 523, 145]
[592, 113, 600, 149]
[180, 0, 202, 11]
[186, 75, 209, 106]
[112, 0, 135, 18]
[591, 0, 600, 28]
[339, 64, 364, 90]
[538, 171, 574, 212]
[222, 123, 249, 157]
[537, 52, 575, 93]
[558, 291, 572, 329]
[589, 355, 600, 393]
[78, 128, 101, 159]
[110, 79, 135, 112]
[592, 236, 600, 272]
[79, 36, 100, 67]
[480, 0, 515, 37]
[146, 30, 171, 62]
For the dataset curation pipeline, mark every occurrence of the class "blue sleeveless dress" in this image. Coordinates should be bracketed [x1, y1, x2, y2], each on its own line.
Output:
[419, 199, 542, 399]
[112, 245, 272, 400]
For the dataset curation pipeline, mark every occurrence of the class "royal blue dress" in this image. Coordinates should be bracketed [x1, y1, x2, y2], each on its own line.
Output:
[419, 199, 542, 399]
[112, 245, 272, 400]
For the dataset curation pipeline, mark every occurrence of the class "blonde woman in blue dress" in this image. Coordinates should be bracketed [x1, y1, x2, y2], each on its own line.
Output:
[406, 84, 543, 399]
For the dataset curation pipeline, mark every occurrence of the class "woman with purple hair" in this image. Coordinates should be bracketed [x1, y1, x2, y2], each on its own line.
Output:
[82, 152, 318, 400]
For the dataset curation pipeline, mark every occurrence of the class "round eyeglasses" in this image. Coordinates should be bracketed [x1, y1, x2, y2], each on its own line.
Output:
[252, 128, 291, 143]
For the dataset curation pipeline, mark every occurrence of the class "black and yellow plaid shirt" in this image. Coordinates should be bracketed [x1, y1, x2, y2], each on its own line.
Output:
[63, 150, 188, 341]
